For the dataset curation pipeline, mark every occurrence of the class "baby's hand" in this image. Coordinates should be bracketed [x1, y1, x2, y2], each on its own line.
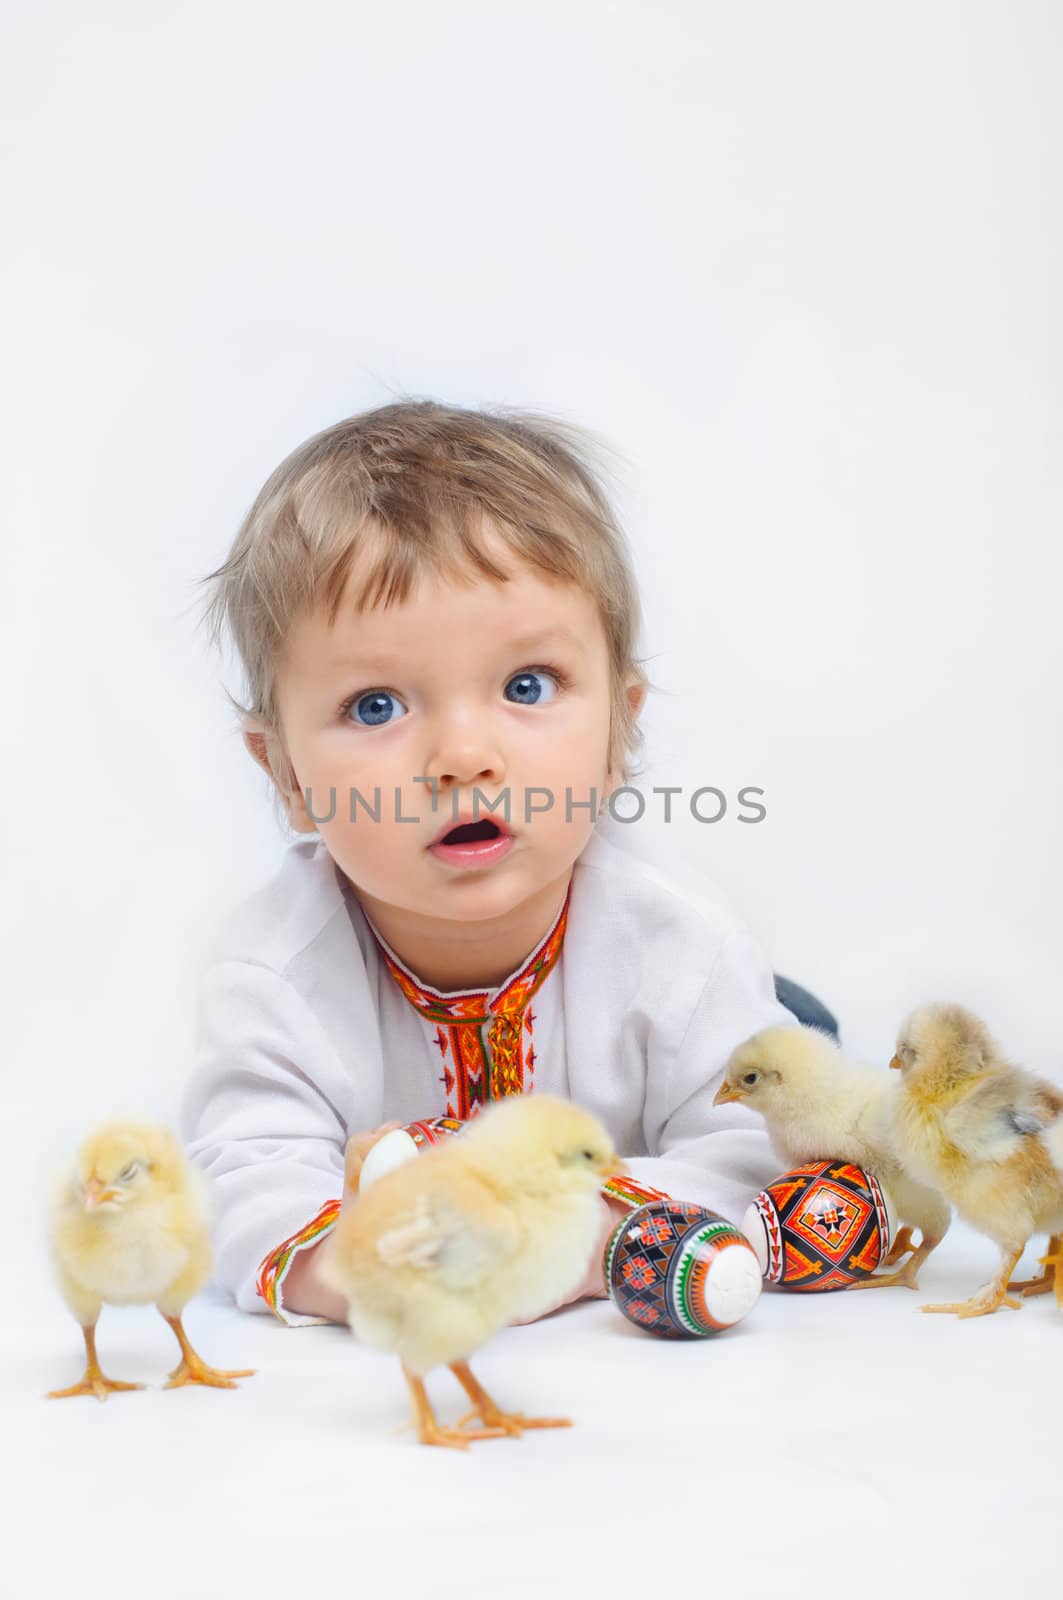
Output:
[276, 1124, 404, 1324]
[343, 1123, 402, 1195]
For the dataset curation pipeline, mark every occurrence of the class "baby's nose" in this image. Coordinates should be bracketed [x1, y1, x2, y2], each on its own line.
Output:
[423, 725, 506, 791]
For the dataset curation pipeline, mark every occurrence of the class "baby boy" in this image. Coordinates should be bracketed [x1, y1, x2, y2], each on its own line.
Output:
[181, 400, 794, 1326]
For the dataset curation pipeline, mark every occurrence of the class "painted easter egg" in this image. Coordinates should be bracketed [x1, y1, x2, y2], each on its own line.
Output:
[606, 1200, 763, 1338]
[358, 1116, 465, 1193]
[741, 1160, 898, 1291]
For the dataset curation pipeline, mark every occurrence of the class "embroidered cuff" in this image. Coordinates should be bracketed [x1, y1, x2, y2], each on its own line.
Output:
[600, 1173, 672, 1212]
[592, 1175, 673, 1295]
[256, 1198, 342, 1327]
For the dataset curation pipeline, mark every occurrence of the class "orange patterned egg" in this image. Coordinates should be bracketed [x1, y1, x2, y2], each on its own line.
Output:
[742, 1161, 898, 1291]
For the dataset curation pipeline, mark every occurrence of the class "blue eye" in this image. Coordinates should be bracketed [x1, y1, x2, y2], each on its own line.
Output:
[504, 670, 559, 706]
[349, 690, 407, 727]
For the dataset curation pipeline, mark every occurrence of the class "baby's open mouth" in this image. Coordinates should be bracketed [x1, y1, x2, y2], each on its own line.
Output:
[440, 820, 503, 845]
[428, 814, 515, 868]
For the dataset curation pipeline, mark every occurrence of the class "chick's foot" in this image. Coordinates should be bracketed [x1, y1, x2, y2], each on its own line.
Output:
[848, 1261, 921, 1291]
[165, 1356, 256, 1390]
[46, 1325, 144, 1402]
[450, 1360, 572, 1436]
[161, 1313, 255, 1390]
[402, 1364, 508, 1450]
[921, 1294, 1023, 1318]
[1007, 1236, 1062, 1298]
[1008, 1271, 1053, 1297]
[922, 1249, 1025, 1317]
[46, 1371, 144, 1402]
[454, 1405, 573, 1436]
[848, 1235, 940, 1293]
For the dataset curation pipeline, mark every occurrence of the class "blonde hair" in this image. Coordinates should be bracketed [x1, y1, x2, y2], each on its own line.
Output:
[198, 398, 652, 802]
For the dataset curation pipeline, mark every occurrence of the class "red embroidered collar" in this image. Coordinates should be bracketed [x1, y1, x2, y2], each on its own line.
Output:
[360, 882, 572, 1117]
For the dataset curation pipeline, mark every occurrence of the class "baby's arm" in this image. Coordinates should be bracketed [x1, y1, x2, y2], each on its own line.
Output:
[632, 926, 794, 1219]
[280, 1124, 402, 1320]
[181, 958, 361, 1326]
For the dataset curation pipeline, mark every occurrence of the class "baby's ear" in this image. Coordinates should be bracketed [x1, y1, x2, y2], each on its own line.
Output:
[624, 677, 648, 723]
[241, 716, 318, 835]
[241, 715, 275, 780]
[604, 676, 649, 790]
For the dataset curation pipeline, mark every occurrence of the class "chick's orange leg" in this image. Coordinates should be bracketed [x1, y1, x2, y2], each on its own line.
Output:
[46, 1324, 144, 1402]
[449, 1359, 572, 1436]
[1007, 1235, 1062, 1297]
[847, 1235, 941, 1292]
[883, 1226, 918, 1267]
[1036, 1238, 1063, 1309]
[921, 1245, 1026, 1318]
[1051, 1247, 1063, 1311]
[160, 1313, 256, 1390]
[401, 1364, 507, 1449]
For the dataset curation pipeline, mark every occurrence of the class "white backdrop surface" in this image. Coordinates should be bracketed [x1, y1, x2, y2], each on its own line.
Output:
[4, 4, 1061, 1594]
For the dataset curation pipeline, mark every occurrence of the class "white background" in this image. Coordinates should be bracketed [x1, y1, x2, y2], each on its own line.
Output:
[4, 3, 1061, 1594]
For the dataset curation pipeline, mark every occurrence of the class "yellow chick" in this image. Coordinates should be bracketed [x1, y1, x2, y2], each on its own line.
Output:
[319, 1093, 624, 1450]
[890, 1002, 1063, 1318]
[47, 1121, 255, 1400]
[715, 1024, 951, 1289]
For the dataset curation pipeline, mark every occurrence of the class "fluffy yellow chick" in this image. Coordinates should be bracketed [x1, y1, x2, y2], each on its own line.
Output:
[715, 1024, 950, 1289]
[319, 1093, 624, 1450]
[890, 1003, 1063, 1318]
[47, 1121, 255, 1400]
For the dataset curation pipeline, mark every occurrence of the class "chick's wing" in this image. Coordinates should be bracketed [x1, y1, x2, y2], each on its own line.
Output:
[369, 1166, 524, 1293]
[943, 1068, 1063, 1161]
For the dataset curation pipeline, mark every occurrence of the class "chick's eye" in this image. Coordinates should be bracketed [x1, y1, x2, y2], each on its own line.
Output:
[347, 690, 407, 728]
[504, 670, 559, 707]
[742, 1073, 758, 1087]
[118, 1162, 140, 1182]
[582, 1149, 595, 1161]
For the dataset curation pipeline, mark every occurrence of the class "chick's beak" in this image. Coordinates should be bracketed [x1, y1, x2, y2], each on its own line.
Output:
[888, 1054, 904, 1071]
[82, 1176, 115, 1210]
[603, 1154, 629, 1178]
[714, 1083, 743, 1106]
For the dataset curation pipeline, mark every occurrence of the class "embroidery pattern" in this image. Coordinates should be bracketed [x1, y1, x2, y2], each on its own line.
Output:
[406, 1116, 465, 1151]
[367, 882, 572, 1119]
[256, 1198, 341, 1322]
[601, 1173, 673, 1212]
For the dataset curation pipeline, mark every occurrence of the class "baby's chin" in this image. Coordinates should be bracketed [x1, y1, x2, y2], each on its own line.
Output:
[356, 845, 576, 920]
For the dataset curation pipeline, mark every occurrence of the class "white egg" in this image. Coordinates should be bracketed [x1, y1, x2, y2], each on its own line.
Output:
[358, 1128, 419, 1193]
[702, 1242, 763, 1325]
